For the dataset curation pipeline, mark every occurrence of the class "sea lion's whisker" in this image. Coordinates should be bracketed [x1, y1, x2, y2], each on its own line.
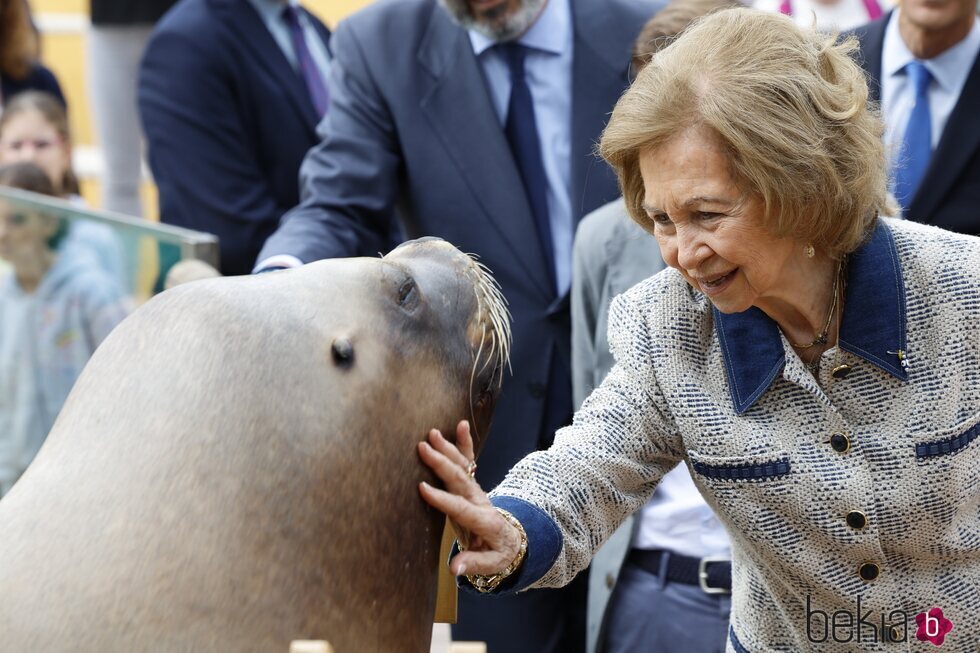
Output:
[464, 254, 512, 378]
[464, 251, 513, 444]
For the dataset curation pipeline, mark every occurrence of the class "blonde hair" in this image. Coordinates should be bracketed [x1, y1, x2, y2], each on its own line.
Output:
[601, 8, 893, 257]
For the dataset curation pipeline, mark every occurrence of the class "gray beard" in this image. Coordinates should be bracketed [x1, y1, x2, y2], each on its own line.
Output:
[438, 0, 548, 42]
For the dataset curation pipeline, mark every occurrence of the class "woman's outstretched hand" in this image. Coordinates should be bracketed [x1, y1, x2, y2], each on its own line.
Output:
[418, 420, 522, 577]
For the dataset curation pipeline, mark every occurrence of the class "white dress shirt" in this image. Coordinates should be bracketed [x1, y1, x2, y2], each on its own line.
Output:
[632, 464, 732, 556]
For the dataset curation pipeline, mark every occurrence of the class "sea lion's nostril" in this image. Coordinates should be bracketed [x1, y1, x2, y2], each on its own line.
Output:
[331, 338, 355, 368]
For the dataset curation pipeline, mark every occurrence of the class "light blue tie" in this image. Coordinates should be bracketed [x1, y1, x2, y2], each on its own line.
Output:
[893, 61, 932, 216]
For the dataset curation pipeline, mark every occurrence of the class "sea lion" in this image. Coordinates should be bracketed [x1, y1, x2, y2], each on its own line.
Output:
[0, 238, 510, 653]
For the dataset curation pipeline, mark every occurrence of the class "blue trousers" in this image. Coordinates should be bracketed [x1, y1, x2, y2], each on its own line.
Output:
[600, 557, 732, 653]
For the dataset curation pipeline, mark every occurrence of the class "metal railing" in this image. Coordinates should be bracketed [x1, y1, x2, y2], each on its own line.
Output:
[0, 187, 219, 268]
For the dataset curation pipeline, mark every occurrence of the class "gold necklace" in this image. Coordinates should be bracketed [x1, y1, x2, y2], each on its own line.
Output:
[791, 257, 844, 350]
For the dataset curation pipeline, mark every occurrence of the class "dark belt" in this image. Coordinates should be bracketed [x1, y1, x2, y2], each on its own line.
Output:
[626, 548, 732, 594]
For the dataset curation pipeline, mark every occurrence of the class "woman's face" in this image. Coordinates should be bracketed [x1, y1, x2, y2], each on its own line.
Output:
[639, 126, 799, 315]
[0, 111, 71, 195]
[0, 201, 56, 266]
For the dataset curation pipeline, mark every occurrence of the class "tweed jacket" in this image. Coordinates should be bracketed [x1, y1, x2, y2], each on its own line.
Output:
[489, 218, 980, 652]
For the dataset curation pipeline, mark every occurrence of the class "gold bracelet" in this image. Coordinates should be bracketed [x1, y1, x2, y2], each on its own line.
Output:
[461, 507, 528, 594]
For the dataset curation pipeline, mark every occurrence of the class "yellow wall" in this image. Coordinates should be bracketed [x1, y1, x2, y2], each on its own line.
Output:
[35, 0, 372, 27]
[305, 0, 373, 25]
[35, 0, 84, 11]
[41, 32, 92, 146]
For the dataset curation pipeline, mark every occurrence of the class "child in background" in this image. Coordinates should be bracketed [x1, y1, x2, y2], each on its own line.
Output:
[0, 162, 130, 497]
[0, 91, 81, 200]
[0, 91, 128, 287]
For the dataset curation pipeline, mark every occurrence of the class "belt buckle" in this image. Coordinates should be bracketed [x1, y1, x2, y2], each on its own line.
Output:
[698, 556, 731, 595]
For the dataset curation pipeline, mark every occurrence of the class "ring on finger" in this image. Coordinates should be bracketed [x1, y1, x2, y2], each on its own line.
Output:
[466, 460, 477, 479]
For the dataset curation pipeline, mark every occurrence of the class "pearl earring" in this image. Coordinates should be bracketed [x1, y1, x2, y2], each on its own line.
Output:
[804, 243, 815, 258]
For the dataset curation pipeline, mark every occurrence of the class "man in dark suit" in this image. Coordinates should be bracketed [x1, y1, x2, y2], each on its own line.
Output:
[851, 0, 980, 235]
[255, 0, 659, 649]
[138, 0, 332, 275]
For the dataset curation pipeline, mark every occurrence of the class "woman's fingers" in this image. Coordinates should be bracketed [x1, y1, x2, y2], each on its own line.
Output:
[418, 439, 487, 502]
[454, 420, 477, 466]
[418, 480, 491, 529]
[427, 427, 471, 471]
[418, 482, 520, 576]
[417, 422, 521, 579]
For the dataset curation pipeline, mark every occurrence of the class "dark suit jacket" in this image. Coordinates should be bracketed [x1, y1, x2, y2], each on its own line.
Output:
[1, 64, 65, 107]
[852, 12, 980, 236]
[138, 0, 330, 275]
[256, 0, 658, 648]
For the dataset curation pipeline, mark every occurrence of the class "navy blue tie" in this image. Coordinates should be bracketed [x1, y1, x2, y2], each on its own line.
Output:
[893, 61, 932, 216]
[282, 5, 330, 118]
[500, 43, 556, 294]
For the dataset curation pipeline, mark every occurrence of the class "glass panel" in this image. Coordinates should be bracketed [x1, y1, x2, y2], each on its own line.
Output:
[0, 188, 218, 496]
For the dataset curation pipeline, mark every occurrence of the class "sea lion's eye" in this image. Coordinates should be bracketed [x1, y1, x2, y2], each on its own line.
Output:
[397, 277, 418, 308]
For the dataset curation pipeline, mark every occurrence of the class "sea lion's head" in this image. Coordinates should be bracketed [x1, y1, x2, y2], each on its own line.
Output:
[379, 238, 510, 454]
[157, 237, 510, 456]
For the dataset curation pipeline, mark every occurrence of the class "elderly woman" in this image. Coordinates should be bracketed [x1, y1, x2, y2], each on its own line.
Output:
[418, 8, 980, 652]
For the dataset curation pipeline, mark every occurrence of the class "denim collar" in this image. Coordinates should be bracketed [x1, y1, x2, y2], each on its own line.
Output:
[714, 219, 908, 414]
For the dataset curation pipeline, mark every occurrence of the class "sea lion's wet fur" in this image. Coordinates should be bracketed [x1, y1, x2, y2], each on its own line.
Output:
[0, 240, 509, 652]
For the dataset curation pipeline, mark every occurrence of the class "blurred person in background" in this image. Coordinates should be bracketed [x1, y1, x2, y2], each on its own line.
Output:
[0, 162, 129, 498]
[754, 0, 881, 31]
[87, 0, 178, 217]
[852, 0, 980, 234]
[574, 4, 742, 652]
[0, 91, 78, 198]
[0, 91, 127, 287]
[139, 0, 332, 276]
[0, 0, 65, 108]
